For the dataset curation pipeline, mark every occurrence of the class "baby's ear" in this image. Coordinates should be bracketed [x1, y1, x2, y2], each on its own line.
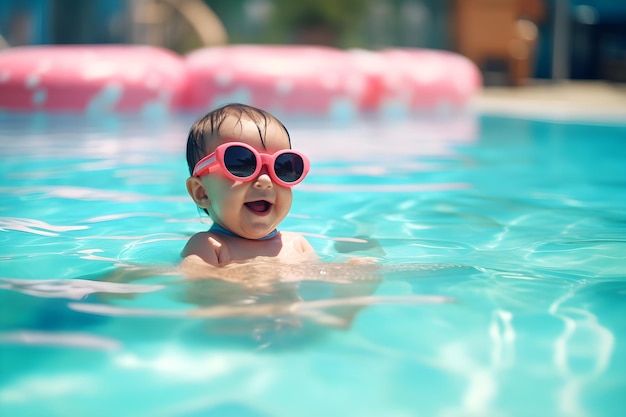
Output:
[186, 177, 209, 208]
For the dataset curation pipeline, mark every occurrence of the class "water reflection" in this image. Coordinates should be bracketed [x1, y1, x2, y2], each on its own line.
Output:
[1, 261, 459, 350]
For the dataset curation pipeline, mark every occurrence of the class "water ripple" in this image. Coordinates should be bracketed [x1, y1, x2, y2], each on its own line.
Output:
[0, 217, 88, 237]
[0, 277, 164, 300]
[299, 182, 470, 193]
[67, 294, 453, 328]
[0, 331, 120, 351]
[0, 186, 187, 203]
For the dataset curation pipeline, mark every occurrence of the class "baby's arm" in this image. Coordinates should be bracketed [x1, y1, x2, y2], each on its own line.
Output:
[334, 236, 384, 264]
[296, 234, 317, 255]
[282, 232, 319, 261]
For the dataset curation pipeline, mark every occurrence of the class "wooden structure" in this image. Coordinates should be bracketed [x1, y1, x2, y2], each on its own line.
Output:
[453, 0, 545, 85]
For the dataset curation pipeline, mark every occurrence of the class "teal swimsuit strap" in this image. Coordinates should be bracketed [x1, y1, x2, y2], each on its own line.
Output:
[209, 223, 278, 241]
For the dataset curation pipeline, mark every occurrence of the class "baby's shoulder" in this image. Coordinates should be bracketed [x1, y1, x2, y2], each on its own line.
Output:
[182, 231, 229, 266]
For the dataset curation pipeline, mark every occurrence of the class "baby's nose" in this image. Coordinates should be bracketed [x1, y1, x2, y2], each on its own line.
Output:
[254, 166, 273, 189]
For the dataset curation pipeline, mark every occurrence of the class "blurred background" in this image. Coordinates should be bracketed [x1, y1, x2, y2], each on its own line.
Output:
[1, 0, 625, 86]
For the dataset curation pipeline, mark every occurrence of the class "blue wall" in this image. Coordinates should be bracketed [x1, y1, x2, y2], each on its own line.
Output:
[0, 0, 51, 45]
[0, 0, 126, 45]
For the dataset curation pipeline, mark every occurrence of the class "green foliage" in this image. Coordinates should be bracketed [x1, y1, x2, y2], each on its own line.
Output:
[275, 0, 369, 28]
[269, 0, 371, 46]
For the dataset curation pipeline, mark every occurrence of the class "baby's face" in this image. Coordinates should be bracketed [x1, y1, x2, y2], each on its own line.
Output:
[200, 114, 293, 239]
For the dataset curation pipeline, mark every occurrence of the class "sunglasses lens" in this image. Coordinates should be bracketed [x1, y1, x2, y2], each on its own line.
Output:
[275, 153, 305, 183]
[223, 146, 257, 178]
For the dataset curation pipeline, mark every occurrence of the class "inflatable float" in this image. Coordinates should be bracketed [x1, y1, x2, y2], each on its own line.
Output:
[0, 45, 187, 114]
[0, 44, 481, 117]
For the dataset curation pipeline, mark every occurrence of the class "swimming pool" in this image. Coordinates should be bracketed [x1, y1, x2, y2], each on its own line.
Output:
[1, 110, 624, 417]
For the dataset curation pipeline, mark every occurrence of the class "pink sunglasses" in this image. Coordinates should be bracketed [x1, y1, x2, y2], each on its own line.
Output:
[193, 141, 310, 187]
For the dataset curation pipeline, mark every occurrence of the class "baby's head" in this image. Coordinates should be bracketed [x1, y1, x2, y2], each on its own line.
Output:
[186, 103, 292, 175]
[185, 103, 309, 239]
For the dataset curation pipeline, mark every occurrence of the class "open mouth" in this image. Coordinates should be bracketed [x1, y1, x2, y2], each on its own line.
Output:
[244, 200, 272, 215]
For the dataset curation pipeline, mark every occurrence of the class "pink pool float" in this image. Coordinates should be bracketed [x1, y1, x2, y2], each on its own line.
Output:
[0, 44, 481, 117]
[0, 45, 187, 114]
[183, 44, 375, 116]
[377, 48, 481, 114]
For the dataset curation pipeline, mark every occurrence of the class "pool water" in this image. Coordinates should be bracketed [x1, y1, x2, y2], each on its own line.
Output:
[0, 111, 625, 417]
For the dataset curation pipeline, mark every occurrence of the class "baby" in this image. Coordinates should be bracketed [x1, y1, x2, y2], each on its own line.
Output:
[182, 103, 318, 270]
[99, 104, 383, 328]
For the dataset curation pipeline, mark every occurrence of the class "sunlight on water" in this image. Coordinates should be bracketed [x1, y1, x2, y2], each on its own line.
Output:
[0, 113, 625, 417]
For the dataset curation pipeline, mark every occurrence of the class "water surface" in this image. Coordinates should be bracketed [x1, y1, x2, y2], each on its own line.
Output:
[1, 112, 625, 417]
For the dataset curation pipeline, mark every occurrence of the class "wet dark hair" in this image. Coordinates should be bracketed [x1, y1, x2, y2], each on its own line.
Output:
[186, 103, 291, 176]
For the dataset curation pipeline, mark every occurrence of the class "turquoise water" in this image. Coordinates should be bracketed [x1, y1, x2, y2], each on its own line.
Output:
[1, 112, 625, 417]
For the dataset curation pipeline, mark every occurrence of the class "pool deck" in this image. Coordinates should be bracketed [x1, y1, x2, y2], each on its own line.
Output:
[475, 81, 626, 122]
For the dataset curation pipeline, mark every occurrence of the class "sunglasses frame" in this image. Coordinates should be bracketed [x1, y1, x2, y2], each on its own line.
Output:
[192, 141, 310, 187]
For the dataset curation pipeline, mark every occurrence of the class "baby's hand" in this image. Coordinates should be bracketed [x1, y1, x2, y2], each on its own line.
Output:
[334, 236, 385, 256]
[346, 256, 380, 265]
